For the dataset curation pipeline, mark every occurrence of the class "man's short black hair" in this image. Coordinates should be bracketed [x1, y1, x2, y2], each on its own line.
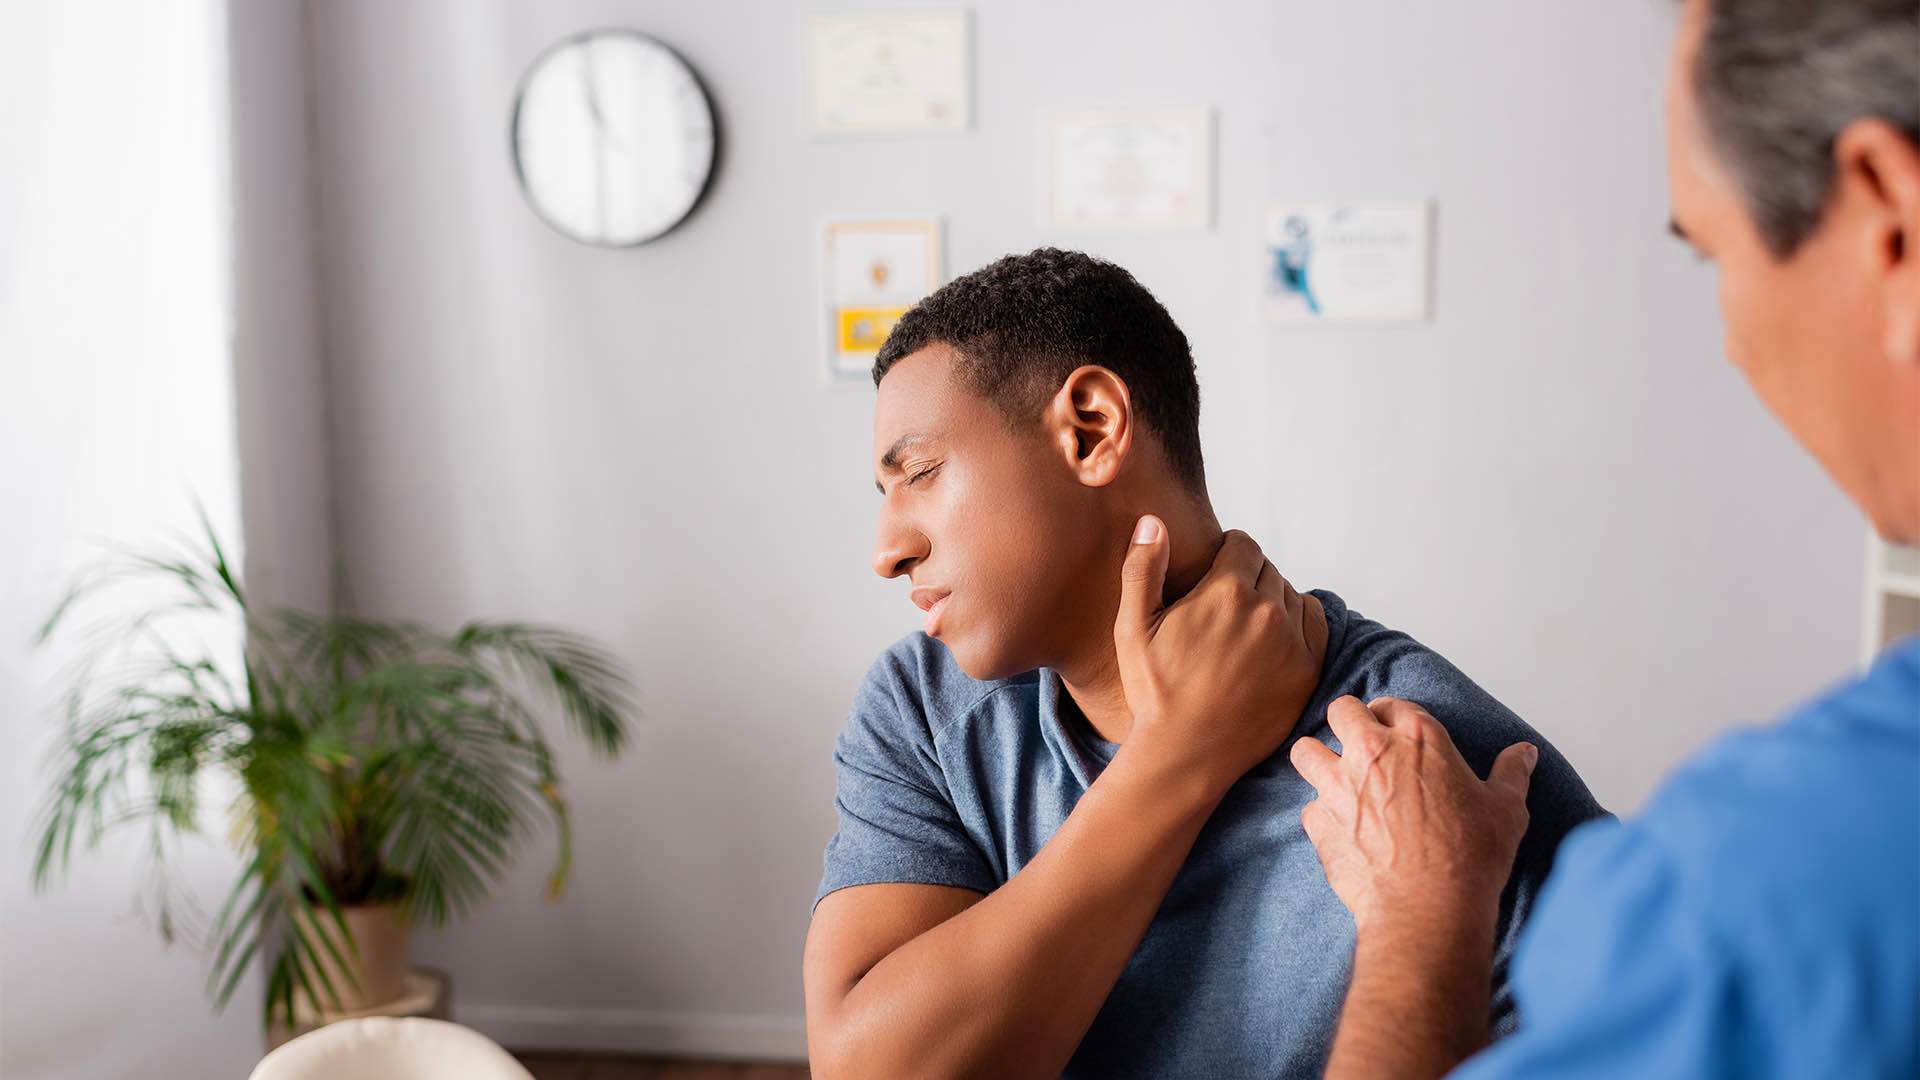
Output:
[1692, 0, 1920, 257]
[873, 247, 1205, 489]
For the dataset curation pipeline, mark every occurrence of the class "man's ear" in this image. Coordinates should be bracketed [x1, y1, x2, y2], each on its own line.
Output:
[1044, 365, 1134, 488]
[1835, 118, 1920, 369]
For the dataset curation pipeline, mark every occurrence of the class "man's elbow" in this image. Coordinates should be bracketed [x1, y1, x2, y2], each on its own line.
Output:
[805, 1026, 850, 1080]
[806, 996, 878, 1080]
[807, 1024, 902, 1080]
[807, 1004, 970, 1080]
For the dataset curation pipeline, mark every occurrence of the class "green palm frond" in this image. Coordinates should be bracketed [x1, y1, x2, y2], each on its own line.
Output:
[451, 621, 633, 756]
[30, 515, 638, 1026]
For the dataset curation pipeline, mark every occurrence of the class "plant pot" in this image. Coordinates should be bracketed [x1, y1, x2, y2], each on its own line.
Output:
[293, 901, 411, 1014]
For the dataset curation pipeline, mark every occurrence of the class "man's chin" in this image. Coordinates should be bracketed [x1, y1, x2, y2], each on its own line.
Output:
[938, 633, 1037, 683]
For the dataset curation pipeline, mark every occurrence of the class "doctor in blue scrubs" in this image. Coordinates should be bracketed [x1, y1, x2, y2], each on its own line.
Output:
[1289, 0, 1920, 1076]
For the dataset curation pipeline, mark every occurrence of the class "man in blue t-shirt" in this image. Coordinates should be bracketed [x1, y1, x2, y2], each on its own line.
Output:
[1292, 2, 1920, 1077]
[802, 247, 1606, 1078]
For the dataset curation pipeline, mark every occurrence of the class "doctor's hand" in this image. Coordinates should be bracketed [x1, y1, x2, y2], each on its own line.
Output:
[1113, 517, 1327, 798]
[1290, 695, 1536, 935]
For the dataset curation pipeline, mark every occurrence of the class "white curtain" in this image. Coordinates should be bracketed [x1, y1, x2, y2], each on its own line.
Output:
[0, 3, 255, 1078]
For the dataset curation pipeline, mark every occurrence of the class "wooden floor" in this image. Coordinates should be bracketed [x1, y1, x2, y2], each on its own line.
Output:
[513, 1051, 810, 1080]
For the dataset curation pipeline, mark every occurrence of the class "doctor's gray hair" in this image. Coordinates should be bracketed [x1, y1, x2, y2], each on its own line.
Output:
[1691, 0, 1920, 257]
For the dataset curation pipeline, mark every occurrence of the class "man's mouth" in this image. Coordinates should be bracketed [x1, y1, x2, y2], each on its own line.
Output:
[910, 587, 953, 636]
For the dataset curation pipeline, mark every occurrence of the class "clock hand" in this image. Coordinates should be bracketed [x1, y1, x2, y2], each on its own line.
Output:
[577, 49, 629, 150]
[578, 47, 613, 235]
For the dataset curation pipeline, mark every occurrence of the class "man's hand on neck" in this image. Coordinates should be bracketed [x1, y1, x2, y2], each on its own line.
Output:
[1056, 502, 1228, 743]
[1063, 517, 1329, 791]
[1162, 513, 1231, 605]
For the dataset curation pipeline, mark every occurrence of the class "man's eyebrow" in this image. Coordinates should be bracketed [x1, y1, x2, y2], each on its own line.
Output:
[874, 432, 935, 494]
[1668, 217, 1693, 244]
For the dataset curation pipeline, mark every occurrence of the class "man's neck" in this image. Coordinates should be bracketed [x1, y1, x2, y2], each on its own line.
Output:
[1055, 508, 1232, 746]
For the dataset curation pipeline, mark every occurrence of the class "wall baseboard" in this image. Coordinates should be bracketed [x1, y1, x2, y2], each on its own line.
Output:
[459, 1003, 808, 1063]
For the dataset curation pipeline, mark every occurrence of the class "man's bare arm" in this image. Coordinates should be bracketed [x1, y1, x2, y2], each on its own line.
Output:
[804, 744, 1228, 1078]
[804, 522, 1327, 1079]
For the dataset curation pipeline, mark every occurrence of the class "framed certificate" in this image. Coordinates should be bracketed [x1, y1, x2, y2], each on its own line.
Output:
[1044, 109, 1213, 231]
[1265, 202, 1434, 323]
[822, 218, 943, 381]
[807, 12, 971, 135]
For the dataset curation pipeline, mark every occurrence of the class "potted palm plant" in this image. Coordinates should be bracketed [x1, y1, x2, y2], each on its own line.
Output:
[30, 519, 635, 1027]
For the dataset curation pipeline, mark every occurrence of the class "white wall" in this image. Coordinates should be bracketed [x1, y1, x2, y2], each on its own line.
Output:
[0, 4, 263, 1077]
[231, 0, 337, 618]
[282, 0, 1860, 1061]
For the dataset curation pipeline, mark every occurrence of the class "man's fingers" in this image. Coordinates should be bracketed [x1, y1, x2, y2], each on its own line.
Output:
[1202, 530, 1265, 592]
[1324, 695, 1382, 752]
[1370, 697, 1445, 737]
[1252, 560, 1307, 642]
[1488, 741, 1539, 804]
[1253, 557, 1275, 596]
[1371, 696, 1483, 777]
[1115, 515, 1171, 647]
[1289, 736, 1340, 791]
[1367, 696, 1430, 727]
[1253, 558, 1294, 604]
[1299, 799, 1325, 846]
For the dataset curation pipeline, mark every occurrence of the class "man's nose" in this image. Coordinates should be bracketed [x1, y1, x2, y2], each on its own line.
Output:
[872, 520, 927, 580]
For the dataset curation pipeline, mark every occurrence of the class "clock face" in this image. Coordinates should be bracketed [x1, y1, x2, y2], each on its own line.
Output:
[510, 31, 716, 247]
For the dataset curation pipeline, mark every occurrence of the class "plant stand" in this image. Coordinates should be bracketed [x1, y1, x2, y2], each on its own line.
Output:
[263, 966, 452, 1053]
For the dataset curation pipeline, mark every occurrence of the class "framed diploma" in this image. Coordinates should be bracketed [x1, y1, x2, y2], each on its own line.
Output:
[822, 218, 944, 380]
[1043, 109, 1213, 231]
[806, 12, 971, 135]
[1265, 202, 1434, 323]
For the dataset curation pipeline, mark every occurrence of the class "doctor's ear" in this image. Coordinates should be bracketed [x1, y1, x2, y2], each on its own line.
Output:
[1044, 365, 1134, 487]
[1832, 118, 1920, 367]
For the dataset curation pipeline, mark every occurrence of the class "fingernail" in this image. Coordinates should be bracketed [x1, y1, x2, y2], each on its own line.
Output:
[1523, 744, 1540, 770]
[1132, 516, 1161, 544]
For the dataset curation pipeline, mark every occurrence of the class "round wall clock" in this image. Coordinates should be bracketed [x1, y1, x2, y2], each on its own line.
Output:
[510, 30, 717, 246]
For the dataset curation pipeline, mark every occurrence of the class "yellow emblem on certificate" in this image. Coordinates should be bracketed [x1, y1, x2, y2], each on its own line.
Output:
[838, 307, 910, 353]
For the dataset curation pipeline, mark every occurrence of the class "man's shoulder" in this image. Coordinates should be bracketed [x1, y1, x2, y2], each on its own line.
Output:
[1315, 590, 1491, 705]
[1314, 589, 1545, 753]
[852, 633, 1041, 742]
[1311, 588, 1608, 828]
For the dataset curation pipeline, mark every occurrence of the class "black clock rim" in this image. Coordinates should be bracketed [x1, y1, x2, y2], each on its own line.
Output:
[507, 27, 722, 249]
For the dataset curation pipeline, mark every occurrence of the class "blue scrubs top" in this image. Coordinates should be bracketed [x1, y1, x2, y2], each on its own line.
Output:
[1456, 636, 1920, 1079]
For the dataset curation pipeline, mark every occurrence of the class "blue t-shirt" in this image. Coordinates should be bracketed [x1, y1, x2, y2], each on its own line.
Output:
[1452, 636, 1920, 1080]
[815, 590, 1607, 1078]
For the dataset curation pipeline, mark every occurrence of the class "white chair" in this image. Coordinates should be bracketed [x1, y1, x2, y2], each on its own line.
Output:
[248, 1017, 534, 1080]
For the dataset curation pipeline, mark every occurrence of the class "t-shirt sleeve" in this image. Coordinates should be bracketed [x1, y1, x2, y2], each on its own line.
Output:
[1449, 818, 1731, 1079]
[1344, 625, 1608, 849]
[813, 648, 998, 909]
